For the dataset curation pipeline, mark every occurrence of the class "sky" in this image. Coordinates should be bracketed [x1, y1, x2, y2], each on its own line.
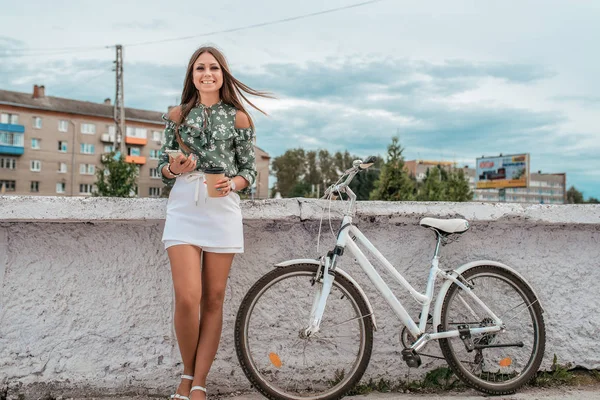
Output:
[1, 0, 599, 199]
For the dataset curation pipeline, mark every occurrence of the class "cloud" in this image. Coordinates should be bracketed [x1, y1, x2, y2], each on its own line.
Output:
[112, 19, 169, 31]
[236, 58, 553, 101]
[552, 95, 600, 105]
[0, 42, 597, 198]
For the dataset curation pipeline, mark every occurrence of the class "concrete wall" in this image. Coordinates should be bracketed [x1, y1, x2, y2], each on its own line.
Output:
[1, 196, 599, 398]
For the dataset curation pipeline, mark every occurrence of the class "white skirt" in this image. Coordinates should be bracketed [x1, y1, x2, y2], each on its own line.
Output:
[162, 172, 244, 253]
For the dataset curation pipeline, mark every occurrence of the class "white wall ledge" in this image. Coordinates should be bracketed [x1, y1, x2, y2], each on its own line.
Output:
[1, 195, 599, 225]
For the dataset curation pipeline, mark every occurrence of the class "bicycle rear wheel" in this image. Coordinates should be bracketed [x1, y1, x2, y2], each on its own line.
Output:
[235, 264, 373, 400]
[439, 265, 545, 395]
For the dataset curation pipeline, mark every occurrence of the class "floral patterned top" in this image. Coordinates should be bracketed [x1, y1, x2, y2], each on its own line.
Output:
[157, 101, 256, 193]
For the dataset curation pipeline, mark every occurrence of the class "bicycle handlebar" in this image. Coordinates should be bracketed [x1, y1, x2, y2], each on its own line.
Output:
[321, 156, 376, 199]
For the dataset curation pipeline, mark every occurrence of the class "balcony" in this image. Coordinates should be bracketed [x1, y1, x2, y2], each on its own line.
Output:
[101, 133, 116, 143]
[125, 136, 148, 146]
[125, 155, 146, 165]
[0, 123, 25, 155]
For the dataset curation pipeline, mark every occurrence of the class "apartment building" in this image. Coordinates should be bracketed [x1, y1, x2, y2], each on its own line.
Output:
[0, 85, 270, 199]
[405, 159, 567, 204]
[463, 168, 566, 204]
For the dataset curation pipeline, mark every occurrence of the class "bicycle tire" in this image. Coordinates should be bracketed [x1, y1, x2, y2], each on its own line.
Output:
[235, 263, 374, 400]
[439, 265, 546, 395]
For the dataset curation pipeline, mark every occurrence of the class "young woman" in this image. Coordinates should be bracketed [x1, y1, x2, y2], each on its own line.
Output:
[158, 45, 270, 400]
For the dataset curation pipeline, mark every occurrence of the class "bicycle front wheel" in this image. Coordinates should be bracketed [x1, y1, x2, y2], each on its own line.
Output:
[235, 264, 374, 400]
[439, 265, 545, 395]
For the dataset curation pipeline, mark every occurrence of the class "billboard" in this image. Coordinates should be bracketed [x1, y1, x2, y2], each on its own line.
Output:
[475, 153, 529, 189]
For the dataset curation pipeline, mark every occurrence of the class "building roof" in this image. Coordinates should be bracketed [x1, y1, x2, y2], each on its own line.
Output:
[254, 145, 271, 159]
[0, 87, 163, 125]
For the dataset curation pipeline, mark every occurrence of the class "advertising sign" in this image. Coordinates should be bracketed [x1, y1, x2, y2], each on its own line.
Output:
[475, 153, 529, 189]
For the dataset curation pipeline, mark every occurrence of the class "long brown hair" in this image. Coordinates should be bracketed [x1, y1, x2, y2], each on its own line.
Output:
[174, 46, 272, 131]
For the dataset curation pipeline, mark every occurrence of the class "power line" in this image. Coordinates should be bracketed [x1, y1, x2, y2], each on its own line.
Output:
[125, 0, 385, 47]
[2, 0, 385, 57]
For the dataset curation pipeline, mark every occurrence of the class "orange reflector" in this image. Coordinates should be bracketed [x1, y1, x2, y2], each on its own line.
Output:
[499, 357, 512, 367]
[269, 352, 282, 368]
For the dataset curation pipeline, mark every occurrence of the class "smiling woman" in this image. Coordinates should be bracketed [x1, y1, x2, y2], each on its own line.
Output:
[157, 45, 273, 400]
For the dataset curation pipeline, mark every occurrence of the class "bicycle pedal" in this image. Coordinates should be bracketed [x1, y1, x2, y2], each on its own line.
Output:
[401, 348, 422, 368]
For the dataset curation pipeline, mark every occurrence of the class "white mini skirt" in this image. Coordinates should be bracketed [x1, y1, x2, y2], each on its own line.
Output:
[162, 172, 244, 253]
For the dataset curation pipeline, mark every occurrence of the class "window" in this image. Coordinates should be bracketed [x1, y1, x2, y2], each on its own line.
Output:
[104, 145, 114, 153]
[80, 143, 95, 154]
[58, 120, 69, 132]
[33, 116, 42, 129]
[30, 160, 41, 172]
[108, 125, 116, 135]
[0, 180, 16, 192]
[58, 163, 67, 173]
[31, 138, 41, 149]
[153, 131, 162, 141]
[0, 132, 23, 146]
[1, 113, 18, 124]
[81, 123, 96, 134]
[128, 147, 141, 157]
[0, 157, 16, 169]
[56, 182, 66, 194]
[149, 187, 161, 197]
[79, 184, 93, 194]
[30, 181, 39, 193]
[126, 127, 147, 139]
[58, 141, 68, 152]
[150, 168, 160, 179]
[149, 149, 162, 159]
[80, 164, 95, 175]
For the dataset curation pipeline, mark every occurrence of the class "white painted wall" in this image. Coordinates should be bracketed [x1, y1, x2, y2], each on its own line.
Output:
[1, 197, 599, 398]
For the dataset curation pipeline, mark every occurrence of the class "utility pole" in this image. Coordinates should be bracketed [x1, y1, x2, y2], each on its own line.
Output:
[113, 44, 126, 156]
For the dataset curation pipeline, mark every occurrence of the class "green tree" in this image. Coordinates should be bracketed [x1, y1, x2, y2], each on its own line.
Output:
[289, 181, 313, 198]
[566, 185, 584, 204]
[318, 149, 338, 186]
[271, 149, 306, 197]
[334, 150, 354, 172]
[587, 197, 600, 204]
[93, 151, 138, 197]
[349, 155, 383, 200]
[370, 136, 415, 201]
[305, 151, 321, 186]
[417, 166, 446, 201]
[446, 168, 474, 201]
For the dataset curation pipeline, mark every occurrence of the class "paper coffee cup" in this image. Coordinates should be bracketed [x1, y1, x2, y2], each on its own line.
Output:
[204, 167, 225, 197]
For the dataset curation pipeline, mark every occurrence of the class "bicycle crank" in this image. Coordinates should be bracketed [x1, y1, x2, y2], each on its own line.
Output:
[401, 348, 422, 368]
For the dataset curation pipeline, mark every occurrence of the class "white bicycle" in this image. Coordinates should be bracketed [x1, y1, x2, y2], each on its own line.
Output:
[235, 157, 545, 399]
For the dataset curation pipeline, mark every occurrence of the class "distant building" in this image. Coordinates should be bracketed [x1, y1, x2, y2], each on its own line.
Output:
[463, 168, 566, 204]
[0, 85, 269, 198]
[404, 160, 455, 182]
[404, 159, 566, 204]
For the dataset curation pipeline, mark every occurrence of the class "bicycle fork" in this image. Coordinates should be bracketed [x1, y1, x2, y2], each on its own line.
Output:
[304, 255, 335, 337]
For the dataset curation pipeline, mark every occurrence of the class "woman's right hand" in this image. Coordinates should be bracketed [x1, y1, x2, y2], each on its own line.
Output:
[170, 154, 196, 174]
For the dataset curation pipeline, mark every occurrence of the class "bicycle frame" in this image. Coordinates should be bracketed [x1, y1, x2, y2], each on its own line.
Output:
[305, 187, 505, 352]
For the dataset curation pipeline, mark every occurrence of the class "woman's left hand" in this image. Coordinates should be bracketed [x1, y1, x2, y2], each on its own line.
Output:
[215, 178, 233, 196]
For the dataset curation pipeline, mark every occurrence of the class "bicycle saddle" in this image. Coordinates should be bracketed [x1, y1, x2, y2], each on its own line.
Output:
[419, 217, 470, 234]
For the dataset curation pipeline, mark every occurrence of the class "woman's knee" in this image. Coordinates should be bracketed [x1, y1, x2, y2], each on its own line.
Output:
[202, 290, 226, 313]
[175, 291, 202, 312]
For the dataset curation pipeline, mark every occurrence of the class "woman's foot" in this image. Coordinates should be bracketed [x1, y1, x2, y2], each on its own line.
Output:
[189, 385, 207, 400]
[172, 374, 194, 399]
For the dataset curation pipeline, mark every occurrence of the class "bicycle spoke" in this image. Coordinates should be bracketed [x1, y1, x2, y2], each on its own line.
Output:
[439, 266, 545, 394]
[237, 265, 373, 399]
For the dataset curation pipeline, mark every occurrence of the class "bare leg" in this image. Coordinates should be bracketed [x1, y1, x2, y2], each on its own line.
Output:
[190, 252, 234, 400]
[168, 244, 203, 398]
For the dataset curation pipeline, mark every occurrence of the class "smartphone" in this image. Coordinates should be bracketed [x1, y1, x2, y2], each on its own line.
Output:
[164, 149, 186, 163]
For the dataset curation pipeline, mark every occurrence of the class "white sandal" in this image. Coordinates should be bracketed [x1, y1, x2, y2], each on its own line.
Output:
[170, 374, 194, 400]
[190, 385, 207, 399]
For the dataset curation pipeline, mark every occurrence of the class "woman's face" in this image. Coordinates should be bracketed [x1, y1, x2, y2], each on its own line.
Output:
[192, 51, 223, 95]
